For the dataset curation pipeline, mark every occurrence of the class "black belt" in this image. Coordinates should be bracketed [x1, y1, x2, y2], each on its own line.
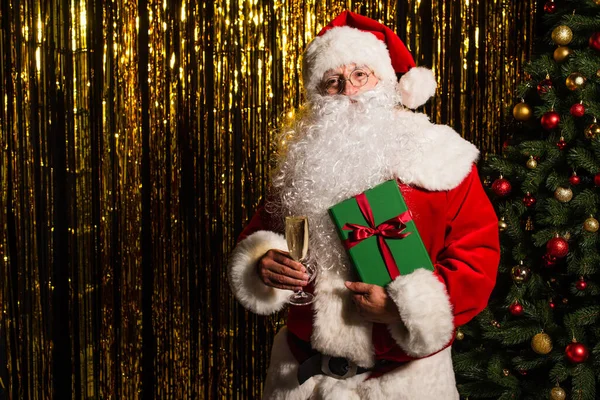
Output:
[289, 332, 400, 385]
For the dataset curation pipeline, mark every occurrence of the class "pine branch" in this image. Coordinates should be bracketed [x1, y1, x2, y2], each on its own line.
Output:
[572, 364, 596, 400]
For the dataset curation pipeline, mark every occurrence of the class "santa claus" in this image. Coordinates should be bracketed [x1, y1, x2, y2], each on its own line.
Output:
[228, 11, 500, 400]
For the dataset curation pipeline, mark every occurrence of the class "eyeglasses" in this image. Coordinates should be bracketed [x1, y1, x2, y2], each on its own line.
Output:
[320, 68, 374, 95]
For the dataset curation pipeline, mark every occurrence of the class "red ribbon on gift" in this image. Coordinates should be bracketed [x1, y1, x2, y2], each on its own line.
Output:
[342, 193, 412, 280]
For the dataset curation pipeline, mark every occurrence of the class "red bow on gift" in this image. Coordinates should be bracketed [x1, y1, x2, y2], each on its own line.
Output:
[342, 193, 412, 280]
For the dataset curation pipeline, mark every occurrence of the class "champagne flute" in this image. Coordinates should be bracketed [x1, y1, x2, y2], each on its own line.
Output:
[285, 216, 316, 305]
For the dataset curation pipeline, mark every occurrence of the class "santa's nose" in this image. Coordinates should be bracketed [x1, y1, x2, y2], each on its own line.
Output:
[341, 81, 358, 96]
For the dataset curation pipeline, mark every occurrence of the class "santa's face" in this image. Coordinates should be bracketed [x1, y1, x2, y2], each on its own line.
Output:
[320, 63, 380, 96]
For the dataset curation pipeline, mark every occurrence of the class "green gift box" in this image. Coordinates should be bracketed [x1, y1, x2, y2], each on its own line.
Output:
[329, 180, 434, 287]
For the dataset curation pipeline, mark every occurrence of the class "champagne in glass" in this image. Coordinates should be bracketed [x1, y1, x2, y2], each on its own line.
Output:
[285, 216, 315, 305]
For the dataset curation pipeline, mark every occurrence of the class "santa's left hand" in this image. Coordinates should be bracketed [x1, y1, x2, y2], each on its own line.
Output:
[345, 281, 401, 324]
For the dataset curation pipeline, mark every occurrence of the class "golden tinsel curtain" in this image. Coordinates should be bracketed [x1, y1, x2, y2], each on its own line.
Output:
[0, 0, 536, 398]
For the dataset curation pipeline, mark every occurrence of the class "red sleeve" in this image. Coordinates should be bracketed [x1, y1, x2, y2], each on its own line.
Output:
[435, 165, 500, 327]
[238, 201, 283, 241]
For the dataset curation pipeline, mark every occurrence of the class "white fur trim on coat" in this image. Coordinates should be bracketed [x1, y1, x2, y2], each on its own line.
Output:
[227, 230, 292, 315]
[262, 327, 458, 400]
[397, 66, 437, 109]
[397, 112, 480, 191]
[311, 268, 375, 368]
[385, 269, 454, 358]
[302, 26, 397, 100]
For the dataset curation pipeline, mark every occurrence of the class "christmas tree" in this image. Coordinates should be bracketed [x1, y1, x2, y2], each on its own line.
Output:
[453, 1, 600, 399]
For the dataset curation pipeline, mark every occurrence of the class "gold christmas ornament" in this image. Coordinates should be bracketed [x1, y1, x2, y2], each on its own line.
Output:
[511, 261, 531, 283]
[502, 369, 510, 377]
[554, 187, 573, 202]
[526, 155, 537, 169]
[455, 330, 464, 340]
[498, 217, 508, 232]
[584, 123, 600, 139]
[552, 25, 573, 45]
[531, 332, 553, 354]
[550, 386, 566, 400]
[513, 102, 533, 121]
[562, 297, 569, 304]
[565, 72, 586, 90]
[584, 216, 599, 232]
[553, 46, 572, 63]
[595, 0, 600, 5]
[525, 216, 534, 231]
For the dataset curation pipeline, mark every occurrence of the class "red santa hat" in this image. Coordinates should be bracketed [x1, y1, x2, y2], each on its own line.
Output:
[302, 11, 436, 109]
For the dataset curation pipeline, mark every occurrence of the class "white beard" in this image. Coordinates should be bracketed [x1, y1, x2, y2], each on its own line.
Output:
[267, 82, 426, 275]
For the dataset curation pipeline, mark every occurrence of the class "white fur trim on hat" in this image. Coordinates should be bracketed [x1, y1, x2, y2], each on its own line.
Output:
[397, 66, 437, 109]
[385, 269, 454, 358]
[227, 230, 292, 315]
[302, 26, 397, 99]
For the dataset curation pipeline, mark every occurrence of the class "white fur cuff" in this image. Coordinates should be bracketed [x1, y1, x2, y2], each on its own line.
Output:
[385, 269, 454, 357]
[227, 230, 292, 315]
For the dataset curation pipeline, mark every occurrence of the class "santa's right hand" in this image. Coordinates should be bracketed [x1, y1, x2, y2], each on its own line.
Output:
[256, 249, 309, 291]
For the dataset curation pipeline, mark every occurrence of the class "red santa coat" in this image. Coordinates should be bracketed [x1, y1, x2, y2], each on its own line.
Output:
[228, 115, 500, 399]
[238, 166, 498, 361]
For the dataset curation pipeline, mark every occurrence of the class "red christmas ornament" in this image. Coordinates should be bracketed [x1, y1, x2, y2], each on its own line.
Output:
[543, 253, 558, 267]
[537, 78, 553, 94]
[576, 277, 588, 291]
[523, 192, 537, 208]
[509, 301, 524, 316]
[549, 299, 556, 309]
[492, 177, 512, 197]
[595, 173, 600, 186]
[570, 102, 586, 117]
[589, 32, 600, 51]
[565, 341, 589, 363]
[541, 111, 560, 130]
[569, 173, 581, 186]
[544, 1, 556, 13]
[518, 369, 528, 376]
[547, 236, 569, 258]
[557, 138, 567, 150]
